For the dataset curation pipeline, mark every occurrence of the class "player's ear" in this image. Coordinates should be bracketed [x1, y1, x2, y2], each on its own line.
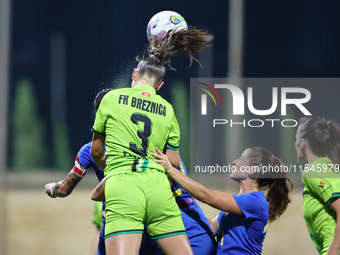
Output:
[155, 81, 164, 91]
[300, 138, 306, 149]
[132, 68, 139, 81]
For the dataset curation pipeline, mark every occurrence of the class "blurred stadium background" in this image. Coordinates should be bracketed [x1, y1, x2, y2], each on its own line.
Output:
[1, 0, 340, 254]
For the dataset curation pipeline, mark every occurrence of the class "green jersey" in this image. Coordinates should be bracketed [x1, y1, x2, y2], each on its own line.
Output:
[92, 85, 180, 177]
[302, 157, 340, 254]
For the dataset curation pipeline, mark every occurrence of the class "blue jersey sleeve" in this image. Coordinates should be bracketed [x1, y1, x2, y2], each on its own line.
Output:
[233, 192, 265, 220]
[77, 142, 94, 169]
[74, 142, 105, 182]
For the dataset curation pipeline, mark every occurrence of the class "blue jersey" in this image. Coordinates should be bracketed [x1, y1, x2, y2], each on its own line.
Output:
[76, 142, 104, 182]
[216, 191, 269, 255]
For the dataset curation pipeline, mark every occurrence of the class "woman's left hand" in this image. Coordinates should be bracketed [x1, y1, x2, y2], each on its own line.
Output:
[151, 147, 173, 172]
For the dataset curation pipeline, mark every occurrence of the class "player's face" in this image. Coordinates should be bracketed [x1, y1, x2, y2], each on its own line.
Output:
[295, 127, 306, 163]
[230, 148, 252, 181]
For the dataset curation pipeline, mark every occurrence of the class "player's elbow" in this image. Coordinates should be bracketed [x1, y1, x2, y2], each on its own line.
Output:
[90, 147, 101, 158]
[91, 189, 104, 202]
[169, 156, 180, 168]
[90, 190, 97, 201]
[90, 143, 103, 158]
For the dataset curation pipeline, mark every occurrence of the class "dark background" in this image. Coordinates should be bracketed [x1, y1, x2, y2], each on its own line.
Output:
[8, 0, 340, 169]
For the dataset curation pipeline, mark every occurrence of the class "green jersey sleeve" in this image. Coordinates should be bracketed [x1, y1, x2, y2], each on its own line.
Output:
[303, 177, 340, 206]
[165, 113, 180, 151]
[92, 93, 109, 135]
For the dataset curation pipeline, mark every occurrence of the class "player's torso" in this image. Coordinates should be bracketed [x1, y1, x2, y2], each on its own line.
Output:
[217, 213, 265, 255]
[302, 181, 337, 223]
[302, 176, 337, 251]
[302, 191, 336, 251]
[216, 193, 268, 255]
[104, 85, 175, 176]
[301, 159, 337, 230]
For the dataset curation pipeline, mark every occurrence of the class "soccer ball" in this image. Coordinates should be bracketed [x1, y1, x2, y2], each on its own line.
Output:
[146, 11, 188, 42]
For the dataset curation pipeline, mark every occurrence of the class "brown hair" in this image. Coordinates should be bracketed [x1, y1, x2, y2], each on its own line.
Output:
[248, 147, 293, 222]
[298, 117, 340, 165]
[136, 26, 214, 87]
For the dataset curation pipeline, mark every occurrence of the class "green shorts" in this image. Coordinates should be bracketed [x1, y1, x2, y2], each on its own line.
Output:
[104, 170, 185, 239]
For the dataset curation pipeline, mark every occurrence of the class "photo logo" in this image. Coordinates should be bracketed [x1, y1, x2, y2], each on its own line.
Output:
[197, 82, 312, 128]
[200, 84, 311, 116]
[197, 82, 223, 115]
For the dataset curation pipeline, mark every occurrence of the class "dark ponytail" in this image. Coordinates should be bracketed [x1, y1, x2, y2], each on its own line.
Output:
[136, 26, 214, 87]
[248, 147, 293, 222]
[298, 117, 340, 165]
[151, 26, 214, 67]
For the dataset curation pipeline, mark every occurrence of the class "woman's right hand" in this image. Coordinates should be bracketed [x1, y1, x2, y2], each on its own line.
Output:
[151, 147, 174, 173]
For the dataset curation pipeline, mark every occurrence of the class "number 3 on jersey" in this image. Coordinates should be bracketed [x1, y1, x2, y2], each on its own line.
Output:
[129, 113, 152, 157]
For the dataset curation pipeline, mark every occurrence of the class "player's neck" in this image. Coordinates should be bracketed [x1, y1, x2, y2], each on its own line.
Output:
[239, 178, 260, 194]
[305, 148, 327, 164]
[132, 77, 156, 89]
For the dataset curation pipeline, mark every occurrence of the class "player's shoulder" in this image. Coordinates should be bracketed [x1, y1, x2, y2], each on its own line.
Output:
[234, 191, 267, 207]
[100, 88, 131, 106]
[111, 87, 130, 93]
[253, 191, 268, 205]
[249, 191, 267, 203]
[157, 95, 173, 108]
[150, 94, 175, 115]
[109, 86, 176, 114]
[303, 157, 339, 179]
[104, 88, 127, 97]
[107, 87, 157, 99]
